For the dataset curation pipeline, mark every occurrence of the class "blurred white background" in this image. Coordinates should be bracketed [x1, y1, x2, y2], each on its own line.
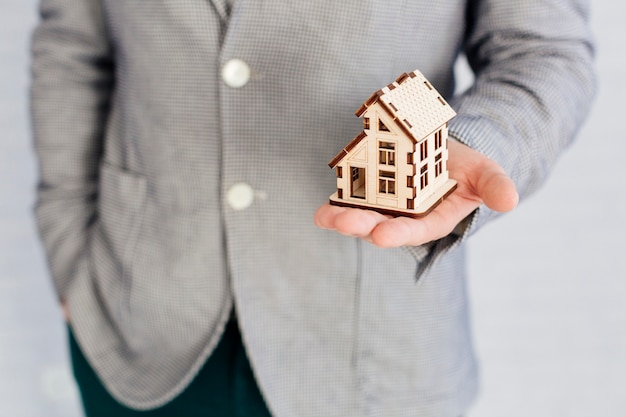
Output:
[1, 1, 624, 416]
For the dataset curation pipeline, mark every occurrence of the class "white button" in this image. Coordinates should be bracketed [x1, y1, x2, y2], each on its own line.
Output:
[227, 182, 254, 210]
[222, 59, 251, 88]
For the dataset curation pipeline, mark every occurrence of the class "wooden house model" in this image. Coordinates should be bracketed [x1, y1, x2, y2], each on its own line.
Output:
[328, 70, 457, 217]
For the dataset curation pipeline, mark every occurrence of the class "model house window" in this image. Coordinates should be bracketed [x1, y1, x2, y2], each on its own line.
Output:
[378, 119, 390, 132]
[378, 141, 396, 165]
[378, 170, 396, 195]
[364, 117, 370, 130]
[336, 166, 343, 178]
[407, 175, 414, 188]
[420, 165, 428, 190]
[420, 141, 428, 161]
[338, 188, 343, 198]
[434, 130, 442, 150]
[407, 199, 414, 209]
[435, 153, 443, 177]
[407, 152, 414, 165]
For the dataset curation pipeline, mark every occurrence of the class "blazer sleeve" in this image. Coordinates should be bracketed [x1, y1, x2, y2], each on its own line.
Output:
[410, 0, 596, 276]
[30, 0, 113, 299]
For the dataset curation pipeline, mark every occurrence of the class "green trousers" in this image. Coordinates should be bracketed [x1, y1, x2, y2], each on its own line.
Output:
[69, 319, 273, 417]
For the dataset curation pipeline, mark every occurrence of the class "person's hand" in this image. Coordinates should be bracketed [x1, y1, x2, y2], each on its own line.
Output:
[314, 139, 519, 247]
[61, 299, 71, 322]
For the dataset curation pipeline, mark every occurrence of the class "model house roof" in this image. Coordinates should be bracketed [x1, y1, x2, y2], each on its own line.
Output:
[329, 70, 456, 168]
[357, 70, 457, 143]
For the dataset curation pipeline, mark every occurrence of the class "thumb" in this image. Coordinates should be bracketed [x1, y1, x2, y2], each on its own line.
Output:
[475, 162, 519, 212]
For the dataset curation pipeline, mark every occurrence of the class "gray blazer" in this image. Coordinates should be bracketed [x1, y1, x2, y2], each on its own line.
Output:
[31, 0, 594, 415]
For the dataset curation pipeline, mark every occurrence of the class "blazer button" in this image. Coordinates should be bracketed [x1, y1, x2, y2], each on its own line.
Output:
[227, 182, 254, 210]
[222, 59, 251, 88]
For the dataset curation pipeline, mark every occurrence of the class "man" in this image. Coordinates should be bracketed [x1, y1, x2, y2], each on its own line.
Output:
[31, 0, 594, 416]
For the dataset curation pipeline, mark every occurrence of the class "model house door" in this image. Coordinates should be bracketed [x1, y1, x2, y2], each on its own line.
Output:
[350, 166, 366, 199]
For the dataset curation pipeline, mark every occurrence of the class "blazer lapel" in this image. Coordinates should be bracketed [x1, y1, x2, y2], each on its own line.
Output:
[208, 0, 231, 22]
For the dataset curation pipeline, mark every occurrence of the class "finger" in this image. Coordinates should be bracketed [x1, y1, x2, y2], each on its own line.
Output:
[370, 216, 434, 247]
[449, 139, 518, 212]
[313, 203, 347, 230]
[369, 197, 476, 247]
[314, 203, 387, 238]
[475, 162, 519, 212]
[333, 207, 389, 238]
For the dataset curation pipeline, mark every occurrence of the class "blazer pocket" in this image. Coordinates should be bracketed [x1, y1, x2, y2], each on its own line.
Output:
[97, 163, 148, 268]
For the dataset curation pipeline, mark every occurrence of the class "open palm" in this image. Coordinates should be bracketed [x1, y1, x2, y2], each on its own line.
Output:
[314, 139, 519, 247]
